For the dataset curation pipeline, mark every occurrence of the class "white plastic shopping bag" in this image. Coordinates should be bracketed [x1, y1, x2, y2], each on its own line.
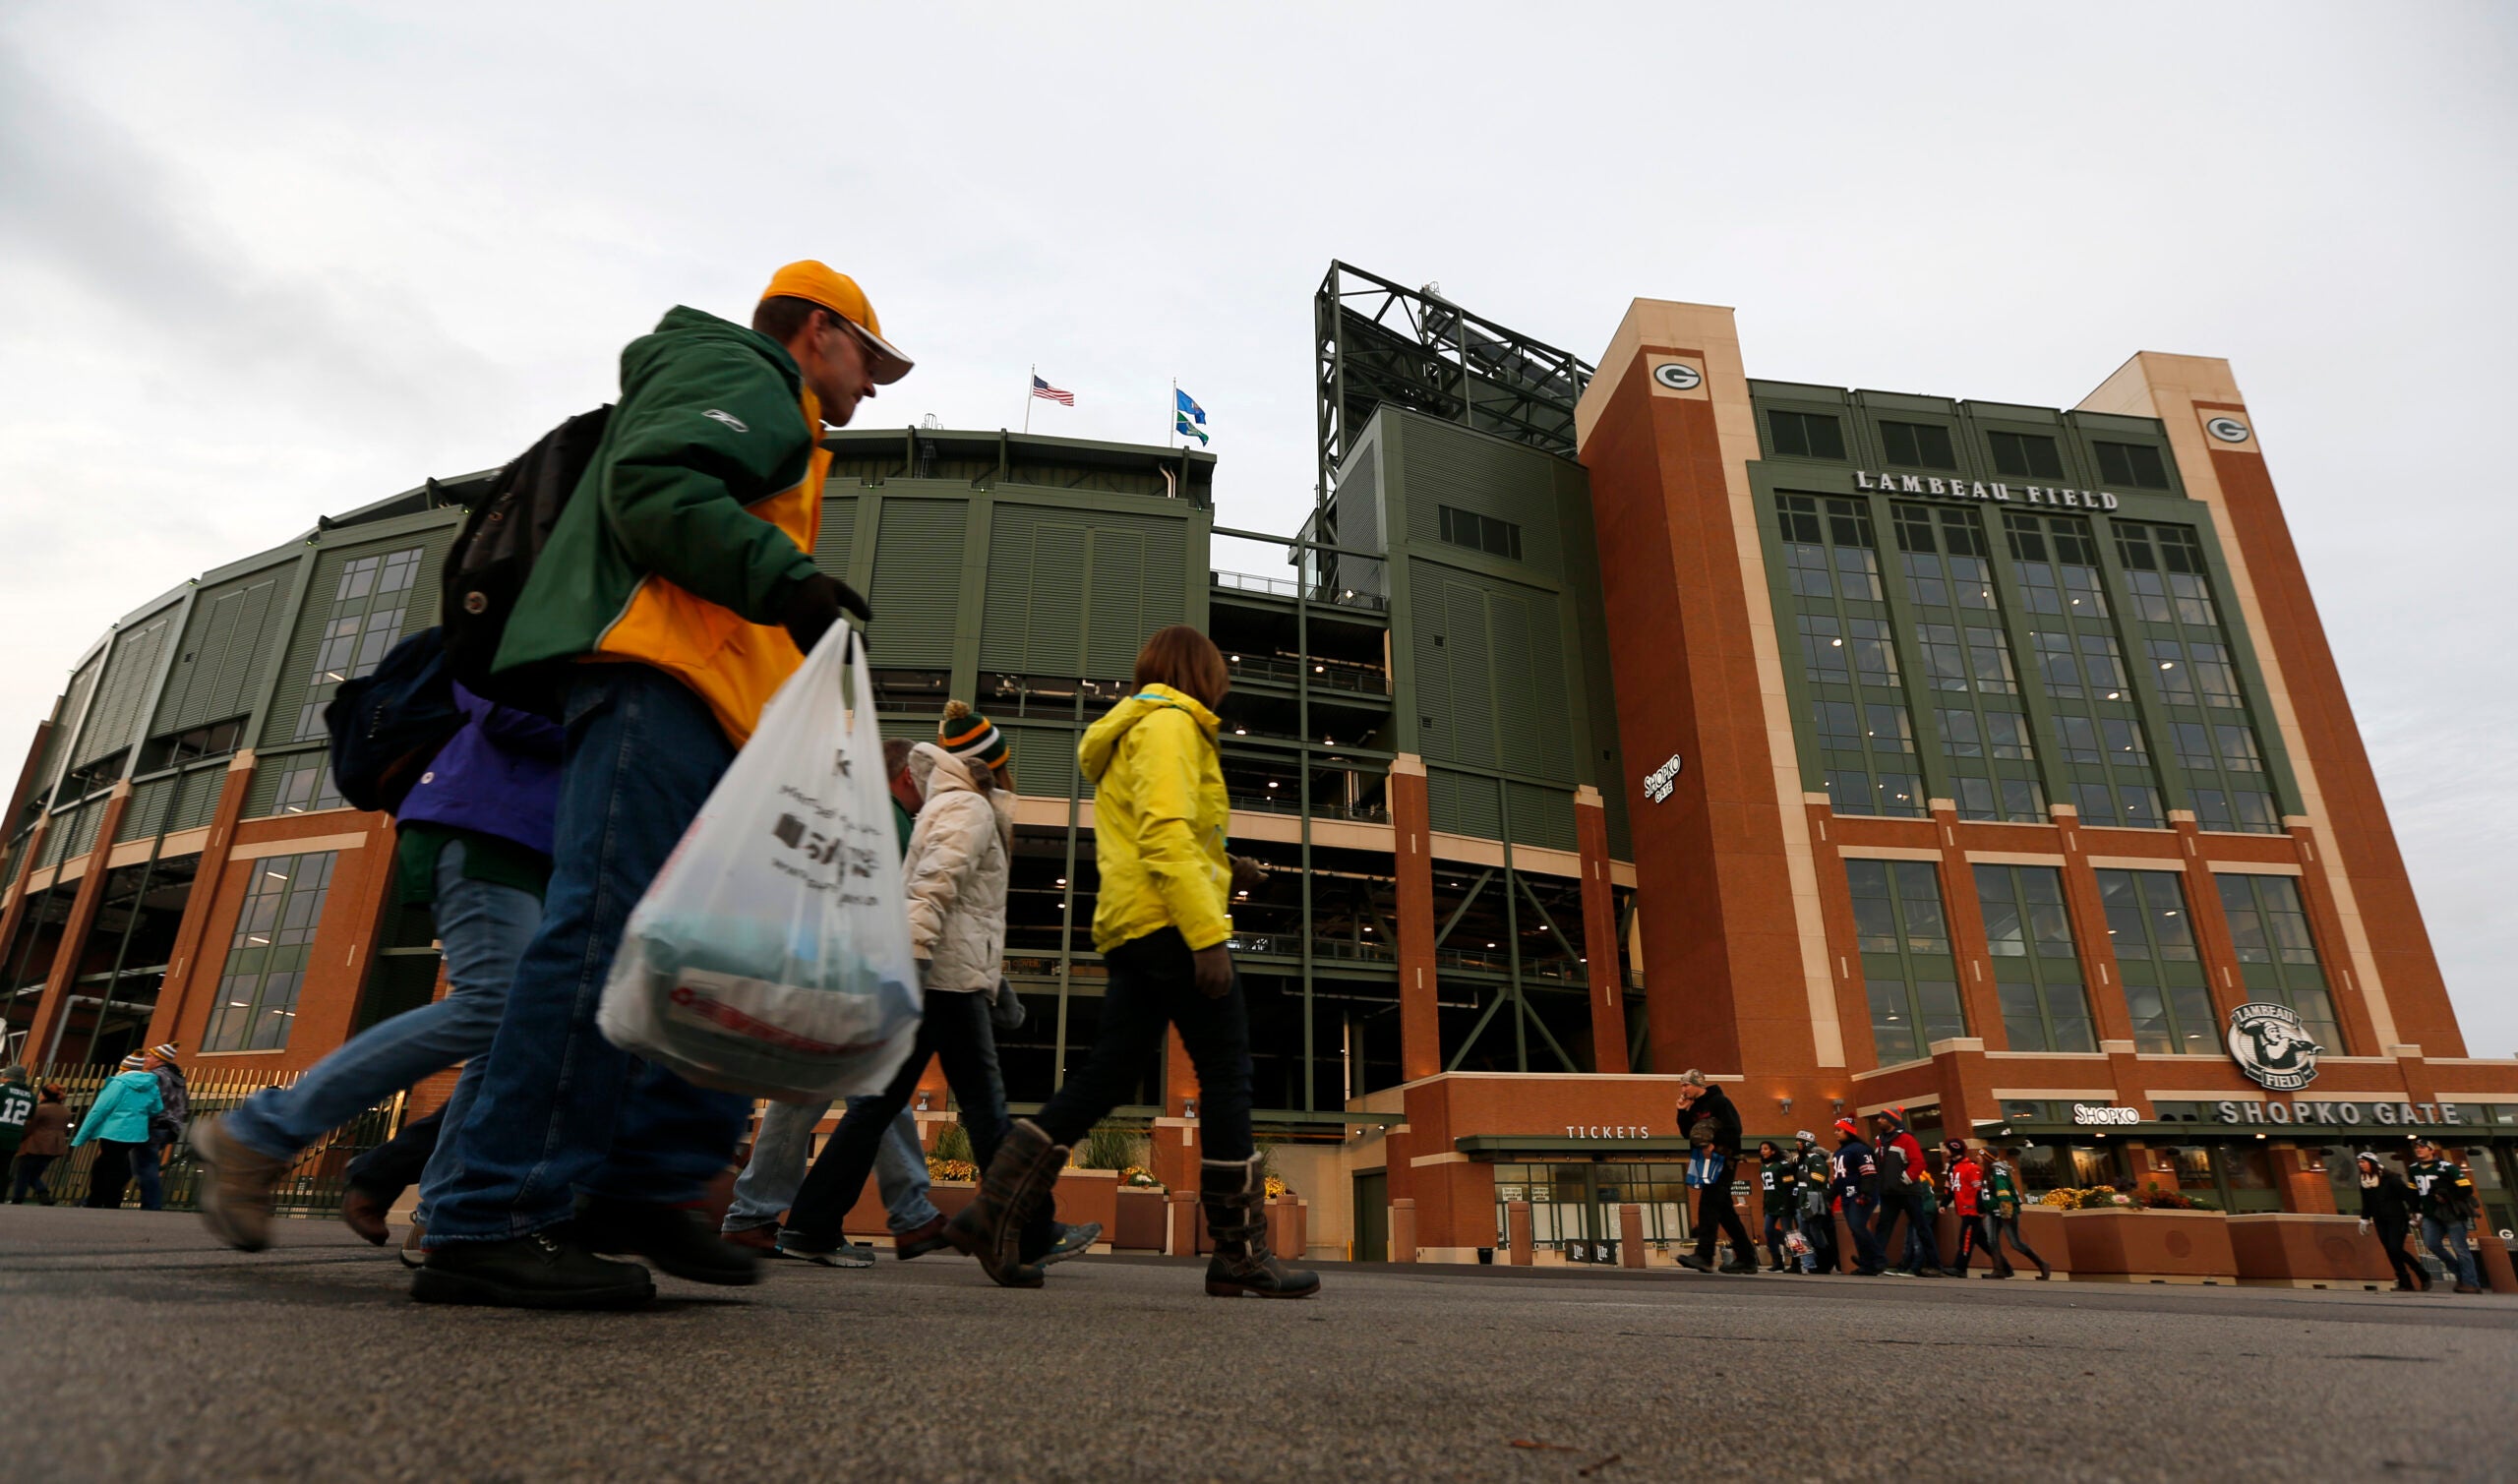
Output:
[598, 621, 922, 1101]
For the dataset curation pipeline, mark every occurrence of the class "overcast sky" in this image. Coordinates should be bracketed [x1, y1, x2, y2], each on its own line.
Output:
[2, 3, 2510, 1054]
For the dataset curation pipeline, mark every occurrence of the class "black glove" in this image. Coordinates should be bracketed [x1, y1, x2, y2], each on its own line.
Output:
[776, 572, 872, 655]
[989, 977, 1027, 1031]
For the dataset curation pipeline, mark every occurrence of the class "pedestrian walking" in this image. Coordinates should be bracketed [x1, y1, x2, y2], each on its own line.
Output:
[9, 1083, 70, 1204]
[337, 1106, 445, 1257]
[413, 263, 897, 1310]
[133, 1043, 189, 1211]
[945, 625, 1315, 1298]
[2354, 1152, 2428, 1293]
[1756, 1139, 1796, 1272]
[1673, 1070, 1756, 1275]
[0, 1067, 32, 1179]
[780, 715, 1098, 1268]
[1793, 1130, 1835, 1273]
[73, 1054, 162, 1209]
[2406, 1139, 2484, 1294]
[193, 683, 561, 1253]
[1982, 1148, 2051, 1279]
[1830, 1118, 1886, 1276]
[1941, 1138, 1987, 1276]
[1868, 1107, 1941, 1277]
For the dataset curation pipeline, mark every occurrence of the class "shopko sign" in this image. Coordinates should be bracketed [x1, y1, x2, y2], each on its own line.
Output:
[2214, 1099, 2470, 1128]
[1854, 469, 2123, 510]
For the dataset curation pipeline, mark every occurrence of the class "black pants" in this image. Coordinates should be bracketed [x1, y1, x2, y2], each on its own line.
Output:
[1844, 1197, 1886, 1272]
[343, 1108, 445, 1204]
[1692, 1179, 1752, 1263]
[9, 1153, 56, 1204]
[1763, 1207, 1791, 1268]
[85, 1139, 143, 1209]
[1950, 1212, 1989, 1270]
[1801, 1205, 1836, 1272]
[1873, 1186, 1941, 1271]
[2374, 1220, 2424, 1288]
[1035, 929, 1255, 1163]
[1990, 1212, 2046, 1274]
[787, 990, 1047, 1249]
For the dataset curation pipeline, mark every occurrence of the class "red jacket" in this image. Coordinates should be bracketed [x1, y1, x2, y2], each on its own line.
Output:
[1947, 1156, 1985, 1216]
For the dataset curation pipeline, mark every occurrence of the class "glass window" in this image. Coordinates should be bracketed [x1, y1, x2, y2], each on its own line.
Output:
[2119, 785, 2164, 830]
[2149, 640, 2194, 705]
[1769, 409, 1847, 460]
[2101, 717, 2147, 763]
[2071, 781, 2116, 825]
[270, 756, 345, 815]
[1798, 615, 1849, 685]
[1965, 628, 2018, 695]
[201, 852, 338, 1053]
[1974, 863, 2094, 1052]
[294, 545, 425, 741]
[2216, 874, 2342, 1049]
[2188, 641, 2243, 708]
[2093, 441, 2172, 490]
[1988, 430, 2065, 479]
[2030, 631, 2080, 698]
[2216, 725, 2263, 773]
[1864, 702, 1913, 754]
[1938, 708, 1983, 757]
[2077, 633, 2128, 696]
[1953, 775, 1997, 821]
[2173, 722, 2217, 773]
[1984, 710, 2033, 759]
[1813, 700, 1861, 753]
[2056, 714, 2102, 766]
[1999, 777, 2046, 822]
[1847, 618, 1898, 685]
[1880, 420, 1958, 470]
[1917, 624, 1968, 692]
[1849, 860, 1963, 1065]
[1437, 505, 1522, 562]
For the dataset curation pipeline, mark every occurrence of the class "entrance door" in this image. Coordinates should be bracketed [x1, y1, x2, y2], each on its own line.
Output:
[1352, 1170, 1388, 1263]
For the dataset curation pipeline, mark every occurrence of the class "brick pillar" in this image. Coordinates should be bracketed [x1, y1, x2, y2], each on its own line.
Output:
[1935, 804, 2008, 1049]
[1150, 1028, 1201, 1190]
[2055, 819, 2138, 1048]
[2285, 820, 2386, 1056]
[1573, 785, 1628, 1074]
[2175, 814, 2250, 1029]
[1389, 752, 1440, 1082]
[2270, 1144, 2337, 1214]
[146, 751, 258, 1050]
[0, 811, 54, 980]
[26, 782, 133, 1062]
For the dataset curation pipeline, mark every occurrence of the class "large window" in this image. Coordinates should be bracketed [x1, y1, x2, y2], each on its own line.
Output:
[201, 852, 337, 1052]
[1987, 430, 2066, 480]
[1890, 503, 2039, 822]
[2096, 867, 2215, 1055]
[2215, 874, 2342, 1050]
[1436, 505, 1522, 562]
[1781, 495, 1920, 818]
[1768, 409, 1846, 460]
[1879, 420, 1957, 470]
[2115, 521, 2280, 833]
[1972, 864, 2095, 1052]
[293, 547, 423, 740]
[2092, 441, 2173, 490]
[1847, 859, 1964, 1065]
[270, 754, 346, 815]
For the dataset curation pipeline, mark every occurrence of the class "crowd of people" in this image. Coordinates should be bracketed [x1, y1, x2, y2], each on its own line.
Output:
[157, 260, 1307, 1309]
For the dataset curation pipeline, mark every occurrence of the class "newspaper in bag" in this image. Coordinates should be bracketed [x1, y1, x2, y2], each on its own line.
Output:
[598, 622, 921, 1100]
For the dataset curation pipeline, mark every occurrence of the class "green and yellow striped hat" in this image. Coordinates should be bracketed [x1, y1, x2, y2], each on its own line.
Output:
[939, 700, 1009, 770]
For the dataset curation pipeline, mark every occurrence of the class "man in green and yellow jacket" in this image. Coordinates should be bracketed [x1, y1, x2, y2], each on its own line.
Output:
[415, 263, 908, 1312]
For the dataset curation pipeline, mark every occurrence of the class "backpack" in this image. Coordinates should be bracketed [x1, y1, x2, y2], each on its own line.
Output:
[325, 626, 462, 813]
[441, 406, 614, 714]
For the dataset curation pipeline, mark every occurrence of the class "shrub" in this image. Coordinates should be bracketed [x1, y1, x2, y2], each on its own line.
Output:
[932, 1123, 974, 1164]
[1074, 1122, 1144, 1173]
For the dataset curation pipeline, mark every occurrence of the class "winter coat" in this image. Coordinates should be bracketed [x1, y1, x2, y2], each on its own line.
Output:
[149, 1063, 190, 1142]
[1831, 1138, 1880, 1205]
[901, 743, 1016, 993]
[395, 684, 565, 856]
[2406, 1158, 2478, 1224]
[1877, 1125, 1926, 1192]
[494, 306, 829, 745]
[1077, 684, 1232, 954]
[2358, 1168, 2416, 1231]
[1985, 1161, 2025, 1218]
[1760, 1153, 1799, 1222]
[1675, 1085, 1743, 1159]
[1947, 1157, 1986, 1217]
[1796, 1145, 1834, 1216]
[72, 1071, 162, 1147]
[20, 1100, 70, 1158]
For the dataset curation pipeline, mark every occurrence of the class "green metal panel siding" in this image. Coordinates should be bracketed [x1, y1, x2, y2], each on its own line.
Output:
[1000, 723, 1083, 801]
[70, 612, 172, 769]
[1427, 768, 1500, 839]
[814, 496, 859, 577]
[1438, 579, 1496, 768]
[155, 567, 287, 735]
[981, 509, 1088, 677]
[1401, 419, 1563, 577]
[1507, 781, 1576, 852]
[1085, 526, 1148, 679]
[116, 777, 172, 842]
[169, 766, 224, 831]
[243, 754, 296, 818]
[257, 532, 448, 750]
[866, 500, 966, 669]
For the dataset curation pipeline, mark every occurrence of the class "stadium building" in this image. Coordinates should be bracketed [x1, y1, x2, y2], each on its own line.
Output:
[5, 265, 2512, 1275]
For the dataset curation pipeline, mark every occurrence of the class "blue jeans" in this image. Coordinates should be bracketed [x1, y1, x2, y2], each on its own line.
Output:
[2423, 1215, 2482, 1288]
[225, 841, 538, 1164]
[428, 666, 752, 1245]
[1844, 1196, 1886, 1271]
[725, 1097, 939, 1235]
[132, 1138, 164, 1210]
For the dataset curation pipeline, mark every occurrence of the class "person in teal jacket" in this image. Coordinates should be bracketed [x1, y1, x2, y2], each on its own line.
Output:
[74, 1054, 162, 1209]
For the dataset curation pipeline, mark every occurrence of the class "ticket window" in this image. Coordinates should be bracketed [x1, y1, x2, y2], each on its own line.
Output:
[2162, 1146, 2220, 1206]
[2216, 1145, 2283, 1213]
[2316, 1146, 2367, 1217]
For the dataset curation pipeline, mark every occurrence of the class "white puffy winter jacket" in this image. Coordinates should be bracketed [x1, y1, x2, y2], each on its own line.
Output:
[901, 742, 1015, 993]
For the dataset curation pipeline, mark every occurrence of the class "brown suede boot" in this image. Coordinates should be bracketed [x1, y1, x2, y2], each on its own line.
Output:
[1201, 1155, 1319, 1299]
[192, 1115, 289, 1253]
[944, 1118, 1065, 1289]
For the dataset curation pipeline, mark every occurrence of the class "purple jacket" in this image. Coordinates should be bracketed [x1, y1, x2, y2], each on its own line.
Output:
[394, 683, 563, 857]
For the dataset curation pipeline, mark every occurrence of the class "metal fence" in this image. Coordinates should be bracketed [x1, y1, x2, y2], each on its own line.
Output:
[7, 1061, 404, 1217]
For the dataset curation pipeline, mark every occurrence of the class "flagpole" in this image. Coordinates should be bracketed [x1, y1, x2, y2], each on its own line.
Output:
[1024, 364, 1033, 436]
[1169, 378, 1176, 450]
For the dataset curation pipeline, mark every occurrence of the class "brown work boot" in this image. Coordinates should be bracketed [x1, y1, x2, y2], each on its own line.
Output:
[944, 1118, 1064, 1288]
[339, 1185, 391, 1246]
[1201, 1155, 1319, 1299]
[192, 1115, 289, 1252]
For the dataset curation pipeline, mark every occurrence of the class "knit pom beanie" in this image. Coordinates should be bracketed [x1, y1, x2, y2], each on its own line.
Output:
[938, 700, 1009, 771]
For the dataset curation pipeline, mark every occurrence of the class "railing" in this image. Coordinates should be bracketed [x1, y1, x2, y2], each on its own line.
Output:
[1432, 948, 1588, 984]
[1224, 653, 1392, 695]
[1227, 793, 1391, 824]
[5, 1061, 404, 1216]
[1227, 934, 1396, 964]
[1210, 569, 1390, 614]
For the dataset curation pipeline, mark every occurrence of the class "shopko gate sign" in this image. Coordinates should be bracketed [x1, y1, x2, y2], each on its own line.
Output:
[1854, 469, 2123, 510]
[2214, 1099, 2471, 1128]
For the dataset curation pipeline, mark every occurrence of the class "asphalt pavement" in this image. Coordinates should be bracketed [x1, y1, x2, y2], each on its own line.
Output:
[1, 1205, 2511, 1482]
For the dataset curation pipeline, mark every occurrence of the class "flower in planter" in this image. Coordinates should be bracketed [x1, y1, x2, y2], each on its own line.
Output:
[1263, 1173, 1288, 1200]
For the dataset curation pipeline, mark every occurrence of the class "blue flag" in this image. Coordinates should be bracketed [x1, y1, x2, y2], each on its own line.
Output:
[1174, 388, 1207, 425]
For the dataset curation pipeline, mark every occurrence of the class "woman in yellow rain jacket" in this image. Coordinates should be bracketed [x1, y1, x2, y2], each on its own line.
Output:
[947, 624, 1317, 1298]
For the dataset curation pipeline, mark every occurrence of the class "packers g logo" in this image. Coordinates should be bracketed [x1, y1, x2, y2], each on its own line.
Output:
[1652, 362, 1704, 391]
[2227, 1001, 2321, 1092]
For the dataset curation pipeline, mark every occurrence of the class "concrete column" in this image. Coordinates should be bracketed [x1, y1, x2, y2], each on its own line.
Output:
[1391, 1197, 1417, 1264]
[144, 751, 258, 1050]
[1574, 786, 1628, 1074]
[1389, 753, 1440, 1082]
[27, 782, 133, 1062]
[0, 812, 53, 979]
[1506, 1199, 1532, 1266]
[1617, 1203, 1646, 1269]
[2268, 1144, 2336, 1215]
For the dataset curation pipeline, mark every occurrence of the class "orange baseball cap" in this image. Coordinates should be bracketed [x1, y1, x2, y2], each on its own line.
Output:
[758, 260, 913, 384]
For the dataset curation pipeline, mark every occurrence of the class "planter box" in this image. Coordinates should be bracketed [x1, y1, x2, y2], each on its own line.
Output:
[2059, 1208, 2237, 1282]
[2012, 1205, 2069, 1276]
[842, 1178, 972, 1238]
[2226, 1213, 2394, 1287]
[1055, 1167, 1119, 1244]
[1113, 1186, 1169, 1251]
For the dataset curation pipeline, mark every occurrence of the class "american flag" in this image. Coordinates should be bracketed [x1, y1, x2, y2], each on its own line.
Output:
[1031, 375, 1075, 406]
